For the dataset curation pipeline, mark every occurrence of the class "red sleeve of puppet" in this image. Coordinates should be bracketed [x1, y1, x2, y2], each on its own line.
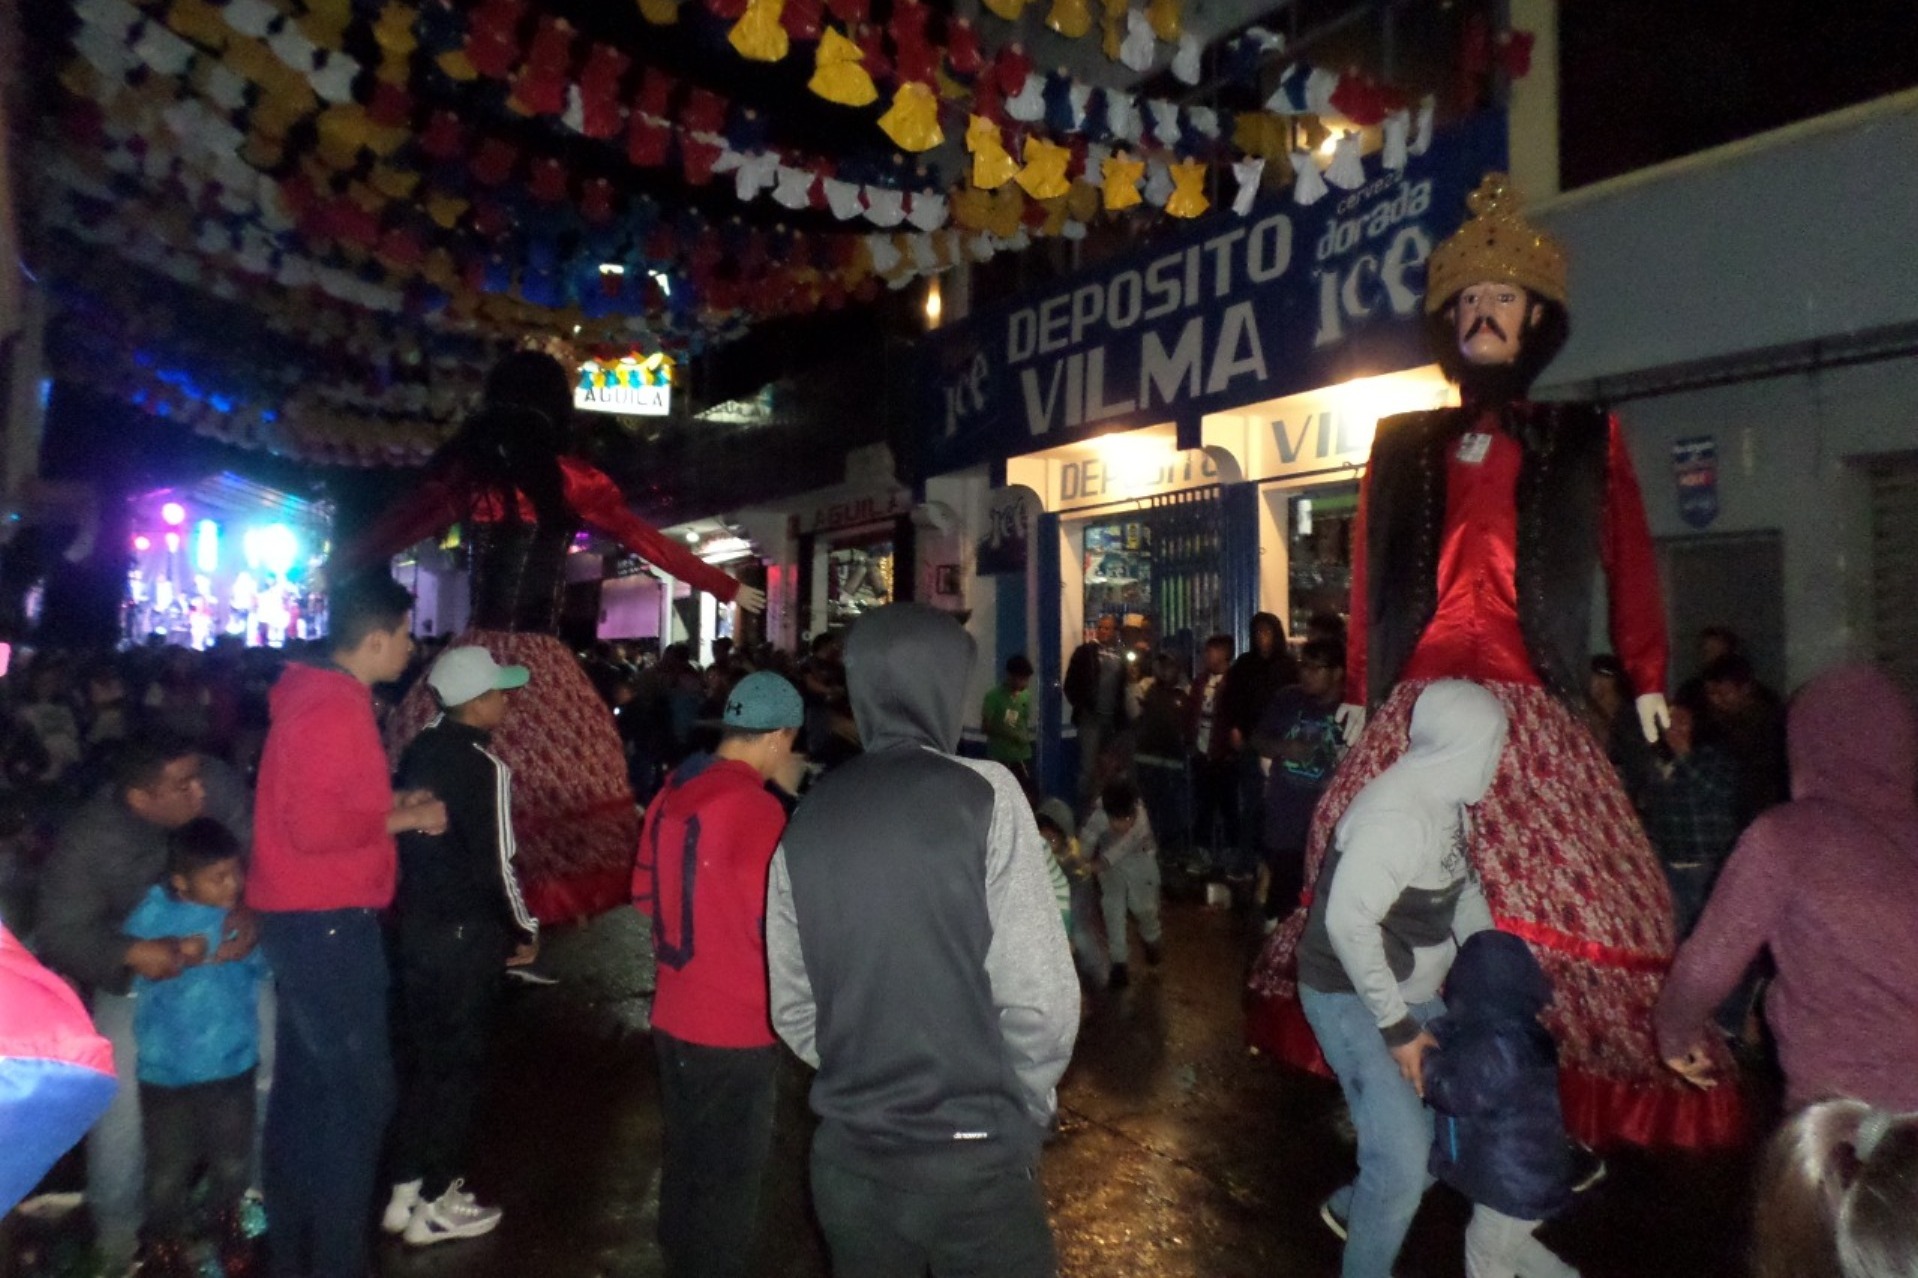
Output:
[0, 923, 116, 1213]
[332, 476, 461, 578]
[1344, 468, 1371, 705]
[1599, 416, 1669, 697]
[561, 459, 742, 602]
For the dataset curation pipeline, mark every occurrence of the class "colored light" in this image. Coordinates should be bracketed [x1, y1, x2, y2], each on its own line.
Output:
[164, 532, 181, 553]
[259, 524, 297, 577]
[195, 520, 219, 575]
[133, 534, 151, 552]
[161, 502, 187, 526]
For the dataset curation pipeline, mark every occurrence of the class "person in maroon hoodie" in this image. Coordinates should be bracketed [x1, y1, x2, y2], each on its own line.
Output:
[1656, 663, 1918, 1112]
[247, 573, 448, 1278]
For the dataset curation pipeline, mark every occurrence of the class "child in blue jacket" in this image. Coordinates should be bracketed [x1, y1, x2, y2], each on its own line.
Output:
[1423, 930, 1581, 1278]
[124, 817, 266, 1259]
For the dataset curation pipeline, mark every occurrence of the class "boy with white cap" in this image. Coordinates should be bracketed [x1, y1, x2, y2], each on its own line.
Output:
[382, 646, 538, 1246]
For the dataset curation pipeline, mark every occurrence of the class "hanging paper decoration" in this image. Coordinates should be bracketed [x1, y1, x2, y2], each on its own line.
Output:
[966, 115, 1018, 189]
[1230, 156, 1264, 216]
[1381, 110, 1410, 171]
[1165, 158, 1208, 218]
[729, 0, 791, 63]
[1013, 137, 1070, 200]
[1119, 11, 1157, 73]
[1171, 33, 1201, 85]
[809, 27, 877, 105]
[1325, 132, 1366, 189]
[877, 81, 943, 151]
[1290, 150, 1328, 205]
[1101, 153, 1145, 210]
[1147, 0, 1182, 42]
[1046, 0, 1092, 41]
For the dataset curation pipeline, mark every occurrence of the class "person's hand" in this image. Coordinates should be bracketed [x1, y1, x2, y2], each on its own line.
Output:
[1664, 1045, 1719, 1089]
[388, 795, 448, 836]
[215, 905, 260, 962]
[1390, 1030, 1438, 1096]
[1228, 728, 1245, 751]
[507, 938, 540, 968]
[176, 934, 209, 966]
[1636, 692, 1671, 744]
[733, 584, 767, 614]
[1335, 702, 1367, 744]
[125, 938, 188, 982]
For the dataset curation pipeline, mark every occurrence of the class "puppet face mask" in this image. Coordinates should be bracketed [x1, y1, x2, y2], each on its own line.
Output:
[1454, 280, 1538, 367]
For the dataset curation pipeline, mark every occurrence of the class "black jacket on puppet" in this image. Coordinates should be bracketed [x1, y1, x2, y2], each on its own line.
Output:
[1361, 401, 1610, 710]
[1423, 930, 1574, 1221]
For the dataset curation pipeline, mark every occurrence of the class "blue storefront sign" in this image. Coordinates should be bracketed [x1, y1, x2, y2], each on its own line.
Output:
[919, 112, 1508, 475]
[1673, 435, 1720, 529]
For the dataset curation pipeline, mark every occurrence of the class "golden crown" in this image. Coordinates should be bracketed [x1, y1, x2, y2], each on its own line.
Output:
[1425, 173, 1568, 314]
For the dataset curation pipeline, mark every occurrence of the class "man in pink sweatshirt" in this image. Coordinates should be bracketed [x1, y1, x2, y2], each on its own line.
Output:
[249, 574, 447, 1278]
[1655, 663, 1918, 1111]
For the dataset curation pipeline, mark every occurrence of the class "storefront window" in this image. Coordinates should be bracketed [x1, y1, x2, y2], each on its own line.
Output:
[1082, 519, 1151, 638]
[826, 534, 894, 627]
[1287, 483, 1359, 639]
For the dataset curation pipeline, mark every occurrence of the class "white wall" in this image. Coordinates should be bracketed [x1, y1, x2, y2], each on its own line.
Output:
[1612, 354, 1918, 687]
[1535, 90, 1918, 390]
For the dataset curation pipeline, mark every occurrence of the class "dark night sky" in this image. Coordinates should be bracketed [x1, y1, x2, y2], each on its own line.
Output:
[1559, 0, 1918, 189]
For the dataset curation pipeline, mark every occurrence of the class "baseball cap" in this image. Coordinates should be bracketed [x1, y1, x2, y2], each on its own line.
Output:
[428, 647, 530, 707]
[710, 671, 804, 732]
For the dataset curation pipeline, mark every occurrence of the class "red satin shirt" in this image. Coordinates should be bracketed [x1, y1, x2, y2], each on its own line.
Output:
[1347, 412, 1667, 702]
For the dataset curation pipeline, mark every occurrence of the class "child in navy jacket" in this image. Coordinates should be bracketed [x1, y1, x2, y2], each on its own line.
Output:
[1423, 930, 1581, 1278]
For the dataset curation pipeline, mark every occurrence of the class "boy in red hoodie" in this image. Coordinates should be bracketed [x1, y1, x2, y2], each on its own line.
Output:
[248, 574, 447, 1278]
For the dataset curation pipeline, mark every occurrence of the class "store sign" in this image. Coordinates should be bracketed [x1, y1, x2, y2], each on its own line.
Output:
[800, 489, 912, 534]
[977, 486, 1039, 575]
[918, 113, 1506, 474]
[1054, 448, 1220, 508]
[1673, 435, 1719, 529]
[575, 354, 674, 416]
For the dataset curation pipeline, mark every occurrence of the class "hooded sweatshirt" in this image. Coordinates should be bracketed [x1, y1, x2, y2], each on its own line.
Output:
[247, 662, 397, 912]
[1424, 931, 1574, 1221]
[1221, 612, 1302, 740]
[1297, 680, 1505, 1046]
[766, 605, 1079, 1185]
[1654, 664, 1918, 1110]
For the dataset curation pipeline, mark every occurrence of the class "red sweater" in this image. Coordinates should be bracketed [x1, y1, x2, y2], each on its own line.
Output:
[634, 755, 787, 1048]
[247, 664, 397, 912]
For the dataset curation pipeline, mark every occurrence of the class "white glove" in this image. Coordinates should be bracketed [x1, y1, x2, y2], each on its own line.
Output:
[732, 584, 767, 614]
[1636, 692, 1670, 744]
[1335, 702, 1367, 745]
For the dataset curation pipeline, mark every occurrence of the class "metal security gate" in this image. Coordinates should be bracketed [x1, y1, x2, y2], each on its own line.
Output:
[1141, 486, 1226, 666]
[1871, 458, 1918, 696]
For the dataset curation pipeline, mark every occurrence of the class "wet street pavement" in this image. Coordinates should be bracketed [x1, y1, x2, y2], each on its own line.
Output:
[380, 897, 1763, 1278]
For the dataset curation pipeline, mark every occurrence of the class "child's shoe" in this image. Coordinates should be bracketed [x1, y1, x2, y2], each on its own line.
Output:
[1142, 939, 1162, 966]
[402, 1180, 503, 1246]
[1108, 963, 1129, 989]
[381, 1180, 421, 1235]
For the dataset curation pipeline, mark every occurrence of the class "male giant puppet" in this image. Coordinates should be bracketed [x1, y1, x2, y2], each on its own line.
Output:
[1248, 176, 1741, 1148]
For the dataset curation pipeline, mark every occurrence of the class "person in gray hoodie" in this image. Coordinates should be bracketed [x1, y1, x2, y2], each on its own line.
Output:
[767, 604, 1079, 1277]
[1295, 680, 1506, 1278]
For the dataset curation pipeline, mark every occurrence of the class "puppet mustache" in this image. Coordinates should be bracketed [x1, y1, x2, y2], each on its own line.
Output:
[1463, 315, 1508, 342]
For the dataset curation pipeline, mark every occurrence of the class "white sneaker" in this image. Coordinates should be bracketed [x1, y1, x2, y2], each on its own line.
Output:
[382, 1180, 422, 1235]
[403, 1180, 503, 1246]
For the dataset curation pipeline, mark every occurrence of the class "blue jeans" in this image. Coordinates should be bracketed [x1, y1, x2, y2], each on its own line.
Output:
[260, 910, 395, 1278]
[1302, 987, 1445, 1278]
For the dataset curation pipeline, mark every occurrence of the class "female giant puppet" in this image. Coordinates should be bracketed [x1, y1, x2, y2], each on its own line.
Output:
[1247, 177, 1742, 1147]
[340, 351, 764, 923]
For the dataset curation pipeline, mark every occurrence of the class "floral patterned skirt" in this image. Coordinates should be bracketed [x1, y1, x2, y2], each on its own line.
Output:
[388, 632, 638, 925]
[1246, 679, 1746, 1149]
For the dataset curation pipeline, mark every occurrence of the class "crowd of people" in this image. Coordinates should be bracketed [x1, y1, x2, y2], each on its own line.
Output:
[2, 573, 1916, 1278]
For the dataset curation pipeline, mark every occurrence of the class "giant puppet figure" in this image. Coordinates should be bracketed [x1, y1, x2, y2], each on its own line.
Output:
[1248, 176, 1741, 1148]
[341, 351, 764, 924]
